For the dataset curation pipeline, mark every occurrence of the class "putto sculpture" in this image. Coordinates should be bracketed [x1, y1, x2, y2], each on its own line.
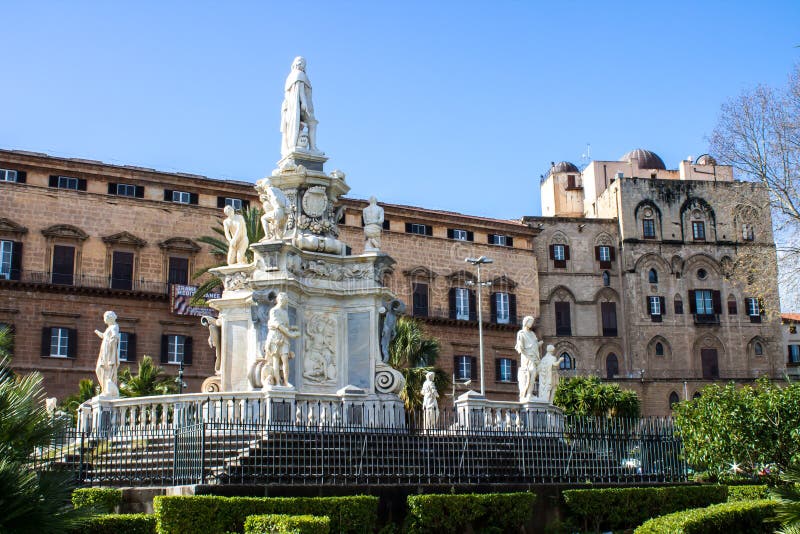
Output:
[537, 345, 564, 404]
[223, 205, 249, 265]
[262, 292, 300, 388]
[362, 196, 384, 252]
[94, 311, 120, 398]
[281, 56, 319, 157]
[515, 315, 542, 402]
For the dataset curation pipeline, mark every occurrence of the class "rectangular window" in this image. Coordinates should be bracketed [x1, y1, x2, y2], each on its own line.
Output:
[692, 221, 706, 241]
[225, 198, 243, 210]
[601, 301, 617, 336]
[455, 287, 470, 321]
[742, 224, 754, 241]
[555, 302, 571, 336]
[598, 246, 611, 262]
[643, 219, 656, 239]
[406, 223, 432, 236]
[50, 327, 70, 358]
[553, 244, 565, 261]
[412, 283, 429, 317]
[790, 345, 800, 364]
[495, 292, 510, 324]
[59, 176, 79, 190]
[674, 299, 684, 314]
[51, 245, 75, 285]
[111, 251, 134, 290]
[455, 355, 473, 381]
[167, 334, 186, 364]
[118, 332, 130, 362]
[451, 229, 469, 241]
[0, 169, 18, 182]
[566, 175, 579, 189]
[490, 234, 510, 246]
[168, 257, 189, 285]
[172, 191, 191, 204]
[649, 296, 662, 316]
[695, 290, 714, 315]
[116, 184, 137, 197]
[496, 357, 514, 382]
[746, 298, 759, 317]
[0, 240, 12, 280]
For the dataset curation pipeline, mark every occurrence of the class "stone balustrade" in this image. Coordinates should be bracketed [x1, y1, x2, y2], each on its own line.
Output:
[454, 390, 563, 433]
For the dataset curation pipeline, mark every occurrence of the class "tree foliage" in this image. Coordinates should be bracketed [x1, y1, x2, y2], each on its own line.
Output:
[191, 206, 264, 305]
[388, 317, 449, 411]
[59, 378, 97, 416]
[674, 378, 800, 482]
[553, 376, 640, 418]
[119, 355, 179, 398]
[0, 325, 12, 361]
[0, 357, 92, 532]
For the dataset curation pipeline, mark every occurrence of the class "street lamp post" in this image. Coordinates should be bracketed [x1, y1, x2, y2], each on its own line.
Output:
[465, 256, 493, 396]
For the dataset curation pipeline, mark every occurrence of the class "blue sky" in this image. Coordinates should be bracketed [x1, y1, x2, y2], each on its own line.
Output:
[2, 1, 798, 218]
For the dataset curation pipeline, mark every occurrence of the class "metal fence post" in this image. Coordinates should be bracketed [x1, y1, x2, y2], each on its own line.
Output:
[200, 422, 206, 485]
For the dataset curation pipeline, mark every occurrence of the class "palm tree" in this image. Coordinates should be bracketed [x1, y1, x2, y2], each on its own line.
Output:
[0, 357, 92, 532]
[0, 324, 12, 360]
[388, 317, 449, 411]
[772, 463, 800, 534]
[59, 379, 97, 416]
[191, 206, 265, 304]
[118, 355, 178, 397]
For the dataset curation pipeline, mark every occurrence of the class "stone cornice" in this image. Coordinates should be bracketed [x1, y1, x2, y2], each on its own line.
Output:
[41, 224, 89, 241]
[102, 231, 147, 248]
[0, 218, 28, 237]
[158, 237, 202, 253]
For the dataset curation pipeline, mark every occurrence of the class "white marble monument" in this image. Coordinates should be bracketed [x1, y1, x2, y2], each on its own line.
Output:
[223, 205, 249, 265]
[363, 197, 384, 252]
[94, 311, 120, 398]
[422, 371, 439, 430]
[515, 315, 542, 403]
[537, 345, 564, 404]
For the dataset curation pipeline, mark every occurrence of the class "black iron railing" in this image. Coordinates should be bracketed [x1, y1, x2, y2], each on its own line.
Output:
[2, 270, 169, 294]
[33, 405, 687, 487]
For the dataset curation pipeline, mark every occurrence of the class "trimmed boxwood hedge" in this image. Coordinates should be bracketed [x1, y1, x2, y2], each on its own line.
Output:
[562, 485, 728, 532]
[405, 492, 536, 534]
[726, 484, 769, 502]
[153, 495, 377, 534]
[72, 488, 123, 513]
[75, 513, 156, 534]
[244, 514, 329, 534]
[634, 499, 778, 533]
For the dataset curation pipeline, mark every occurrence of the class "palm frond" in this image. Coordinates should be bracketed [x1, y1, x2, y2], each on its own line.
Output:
[388, 317, 449, 411]
[772, 464, 800, 532]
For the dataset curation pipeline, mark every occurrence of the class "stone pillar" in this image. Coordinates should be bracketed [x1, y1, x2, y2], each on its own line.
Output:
[262, 386, 296, 426]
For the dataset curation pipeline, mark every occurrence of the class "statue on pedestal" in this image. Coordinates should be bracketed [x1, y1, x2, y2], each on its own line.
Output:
[94, 311, 120, 398]
[262, 292, 300, 388]
[257, 181, 289, 241]
[380, 299, 406, 363]
[281, 56, 319, 156]
[422, 371, 439, 430]
[201, 315, 222, 375]
[537, 345, 564, 404]
[363, 196, 384, 252]
[223, 205, 248, 265]
[515, 315, 542, 402]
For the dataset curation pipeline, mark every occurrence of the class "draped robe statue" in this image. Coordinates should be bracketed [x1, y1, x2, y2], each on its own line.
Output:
[280, 56, 319, 156]
[94, 311, 120, 398]
[515, 315, 542, 402]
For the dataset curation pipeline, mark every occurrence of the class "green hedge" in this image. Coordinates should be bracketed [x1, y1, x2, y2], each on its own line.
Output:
[244, 514, 329, 534]
[563, 485, 728, 532]
[726, 485, 769, 502]
[75, 514, 156, 534]
[153, 495, 377, 534]
[72, 488, 123, 513]
[634, 499, 778, 533]
[405, 492, 536, 534]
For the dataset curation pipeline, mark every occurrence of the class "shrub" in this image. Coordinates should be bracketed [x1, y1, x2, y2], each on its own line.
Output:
[244, 514, 329, 534]
[72, 488, 123, 513]
[634, 499, 778, 533]
[562, 485, 728, 532]
[726, 484, 769, 502]
[405, 492, 536, 534]
[75, 514, 156, 534]
[153, 495, 377, 534]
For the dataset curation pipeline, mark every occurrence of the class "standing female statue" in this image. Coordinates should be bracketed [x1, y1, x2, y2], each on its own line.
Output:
[421, 371, 439, 430]
[94, 311, 120, 398]
[515, 315, 542, 402]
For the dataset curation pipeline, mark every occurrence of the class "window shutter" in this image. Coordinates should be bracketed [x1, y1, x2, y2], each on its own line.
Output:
[466, 231, 474, 241]
[447, 229, 454, 239]
[470, 356, 478, 380]
[594, 246, 601, 261]
[495, 358, 502, 381]
[509, 294, 517, 324]
[487, 234, 495, 244]
[688, 291, 697, 314]
[184, 336, 193, 365]
[77, 179, 87, 191]
[189, 193, 199, 205]
[160, 335, 169, 363]
[107, 183, 117, 194]
[468, 289, 477, 321]
[646, 297, 652, 315]
[549, 244, 555, 260]
[163, 190, 173, 201]
[382, 219, 390, 230]
[660, 296, 666, 316]
[127, 333, 137, 362]
[405, 222, 412, 233]
[609, 247, 616, 261]
[425, 225, 433, 236]
[490, 292, 498, 323]
[448, 288, 456, 320]
[564, 245, 570, 260]
[67, 329, 78, 358]
[10, 242, 22, 281]
[134, 185, 144, 198]
[453, 356, 459, 375]
[217, 196, 226, 208]
[15, 171, 26, 183]
[41, 327, 51, 357]
[511, 359, 518, 379]
[49, 175, 59, 188]
[242, 199, 250, 210]
[712, 291, 722, 314]
[506, 236, 513, 247]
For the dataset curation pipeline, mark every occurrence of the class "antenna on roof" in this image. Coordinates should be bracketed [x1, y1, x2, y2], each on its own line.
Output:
[580, 143, 591, 170]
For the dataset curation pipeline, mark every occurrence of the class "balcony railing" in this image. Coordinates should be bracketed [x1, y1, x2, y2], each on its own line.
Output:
[411, 306, 521, 327]
[693, 314, 720, 325]
[1, 270, 169, 295]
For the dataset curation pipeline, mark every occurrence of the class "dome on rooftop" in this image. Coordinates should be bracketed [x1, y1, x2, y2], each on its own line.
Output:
[619, 148, 666, 170]
[549, 161, 580, 175]
[695, 154, 717, 166]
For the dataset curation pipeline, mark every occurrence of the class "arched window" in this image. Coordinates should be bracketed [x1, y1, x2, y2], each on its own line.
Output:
[655, 342, 664, 356]
[669, 391, 680, 408]
[754, 342, 763, 356]
[693, 391, 702, 400]
[559, 352, 574, 370]
[648, 268, 658, 284]
[674, 294, 684, 314]
[605, 353, 619, 379]
[602, 271, 610, 287]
